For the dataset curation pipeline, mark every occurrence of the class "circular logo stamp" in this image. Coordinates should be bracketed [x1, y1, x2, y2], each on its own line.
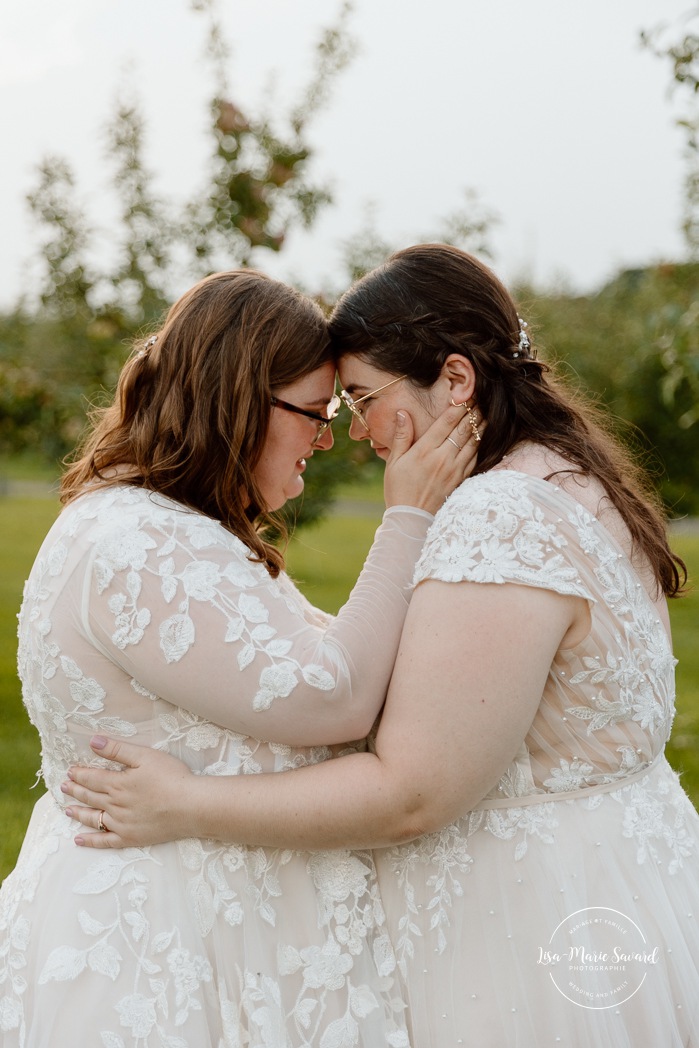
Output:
[537, 906, 660, 1009]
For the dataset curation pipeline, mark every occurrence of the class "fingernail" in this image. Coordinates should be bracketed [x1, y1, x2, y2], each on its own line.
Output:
[60, 782, 68, 793]
[91, 735, 107, 750]
[65, 807, 73, 818]
[75, 836, 85, 847]
[396, 411, 406, 424]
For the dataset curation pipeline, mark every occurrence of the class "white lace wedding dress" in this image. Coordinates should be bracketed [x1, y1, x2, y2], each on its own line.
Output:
[374, 469, 699, 1046]
[0, 485, 428, 1048]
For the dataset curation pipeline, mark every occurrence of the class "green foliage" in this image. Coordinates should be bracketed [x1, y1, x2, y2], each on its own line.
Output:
[0, 2, 361, 525]
[185, 2, 355, 273]
[0, 306, 129, 466]
[105, 99, 173, 321]
[0, 0, 501, 531]
[643, 8, 699, 252]
[522, 262, 699, 515]
[25, 158, 94, 318]
[4, 2, 698, 534]
[640, 9, 699, 451]
[0, 498, 57, 878]
[666, 534, 699, 794]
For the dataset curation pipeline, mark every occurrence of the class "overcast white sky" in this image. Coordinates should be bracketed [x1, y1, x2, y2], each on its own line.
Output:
[1, 0, 695, 308]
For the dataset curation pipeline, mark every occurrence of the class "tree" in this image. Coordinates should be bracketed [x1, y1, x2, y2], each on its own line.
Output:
[25, 157, 95, 319]
[632, 9, 699, 493]
[0, 1, 359, 496]
[104, 98, 173, 324]
[642, 9, 699, 252]
[522, 262, 699, 516]
[2, 0, 503, 529]
[184, 1, 355, 275]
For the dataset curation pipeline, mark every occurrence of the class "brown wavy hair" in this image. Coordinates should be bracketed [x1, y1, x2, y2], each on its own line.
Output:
[61, 269, 331, 576]
[329, 243, 686, 597]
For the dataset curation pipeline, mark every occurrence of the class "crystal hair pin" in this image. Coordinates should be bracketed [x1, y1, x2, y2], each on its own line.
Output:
[513, 318, 531, 359]
[137, 334, 158, 360]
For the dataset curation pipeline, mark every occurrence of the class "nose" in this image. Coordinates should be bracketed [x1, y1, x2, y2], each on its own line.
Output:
[314, 426, 335, 451]
[348, 415, 370, 441]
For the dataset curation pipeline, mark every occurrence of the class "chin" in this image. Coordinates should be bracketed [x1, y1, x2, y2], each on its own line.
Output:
[282, 478, 305, 505]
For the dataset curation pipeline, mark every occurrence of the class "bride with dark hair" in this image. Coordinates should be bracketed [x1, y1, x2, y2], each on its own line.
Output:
[0, 266, 477, 1047]
[66, 246, 698, 1046]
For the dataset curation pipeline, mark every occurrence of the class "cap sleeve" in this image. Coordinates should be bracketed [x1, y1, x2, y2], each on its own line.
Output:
[413, 471, 596, 602]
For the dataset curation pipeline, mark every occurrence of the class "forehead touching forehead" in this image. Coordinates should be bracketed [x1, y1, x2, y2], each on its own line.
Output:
[338, 355, 398, 394]
[280, 360, 336, 404]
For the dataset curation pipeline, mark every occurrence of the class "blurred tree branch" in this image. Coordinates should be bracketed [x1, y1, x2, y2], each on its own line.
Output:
[642, 8, 699, 252]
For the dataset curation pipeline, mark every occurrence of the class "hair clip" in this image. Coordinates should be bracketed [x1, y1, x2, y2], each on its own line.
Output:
[513, 317, 531, 359]
[137, 334, 158, 360]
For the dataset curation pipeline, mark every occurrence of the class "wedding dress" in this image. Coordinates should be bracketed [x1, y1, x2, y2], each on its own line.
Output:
[0, 485, 427, 1047]
[374, 469, 699, 1046]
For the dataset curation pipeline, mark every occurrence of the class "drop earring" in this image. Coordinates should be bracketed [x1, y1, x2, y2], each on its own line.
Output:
[451, 398, 481, 442]
[466, 405, 481, 443]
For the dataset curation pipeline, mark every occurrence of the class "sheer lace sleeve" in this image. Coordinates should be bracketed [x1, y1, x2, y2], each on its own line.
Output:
[414, 471, 595, 602]
[81, 489, 433, 746]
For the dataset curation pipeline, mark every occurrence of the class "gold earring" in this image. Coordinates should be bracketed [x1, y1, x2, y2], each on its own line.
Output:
[466, 404, 481, 443]
[450, 398, 481, 442]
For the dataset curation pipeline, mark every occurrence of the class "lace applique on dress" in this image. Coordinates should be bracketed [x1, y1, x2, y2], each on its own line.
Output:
[3, 485, 418, 1046]
[384, 470, 691, 970]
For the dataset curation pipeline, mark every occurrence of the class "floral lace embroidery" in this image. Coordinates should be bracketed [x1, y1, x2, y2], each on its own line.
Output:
[392, 472, 689, 961]
[415, 475, 589, 596]
[615, 771, 697, 876]
[89, 501, 336, 708]
[0, 807, 409, 1047]
[387, 825, 473, 970]
[4, 487, 411, 1046]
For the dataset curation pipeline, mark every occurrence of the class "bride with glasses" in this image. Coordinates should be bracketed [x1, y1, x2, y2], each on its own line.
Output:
[0, 267, 479, 1047]
[64, 245, 699, 1047]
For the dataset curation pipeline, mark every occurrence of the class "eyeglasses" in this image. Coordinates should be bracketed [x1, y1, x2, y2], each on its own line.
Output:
[270, 394, 342, 444]
[339, 376, 406, 431]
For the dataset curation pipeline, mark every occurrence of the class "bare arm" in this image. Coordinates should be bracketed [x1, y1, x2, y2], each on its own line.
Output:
[64, 579, 586, 849]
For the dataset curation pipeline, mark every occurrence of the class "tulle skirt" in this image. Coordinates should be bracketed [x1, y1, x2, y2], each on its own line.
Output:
[0, 793, 410, 1048]
[375, 756, 699, 1047]
[4, 760, 698, 1046]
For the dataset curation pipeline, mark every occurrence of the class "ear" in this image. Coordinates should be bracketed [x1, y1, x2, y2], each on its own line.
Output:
[440, 353, 476, 406]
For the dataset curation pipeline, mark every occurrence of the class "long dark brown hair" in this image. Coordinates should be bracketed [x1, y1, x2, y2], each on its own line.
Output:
[62, 269, 331, 576]
[329, 243, 686, 597]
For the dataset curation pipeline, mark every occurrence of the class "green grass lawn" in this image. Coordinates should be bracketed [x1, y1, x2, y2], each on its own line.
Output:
[0, 498, 61, 876]
[664, 534, 699, 796]
[1, 496, 697, 882]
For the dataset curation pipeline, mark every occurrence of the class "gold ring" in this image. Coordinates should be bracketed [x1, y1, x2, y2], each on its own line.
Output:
[446, 437, 463, 451]
[97, 810, 107, 832]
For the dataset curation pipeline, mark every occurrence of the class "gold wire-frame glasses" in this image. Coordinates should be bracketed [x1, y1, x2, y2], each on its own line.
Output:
[339, 376, 406, 431]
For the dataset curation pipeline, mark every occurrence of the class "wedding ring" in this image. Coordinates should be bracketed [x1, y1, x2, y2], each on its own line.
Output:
[447, 437, 463, 450]
[97, 810, 107, 832]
